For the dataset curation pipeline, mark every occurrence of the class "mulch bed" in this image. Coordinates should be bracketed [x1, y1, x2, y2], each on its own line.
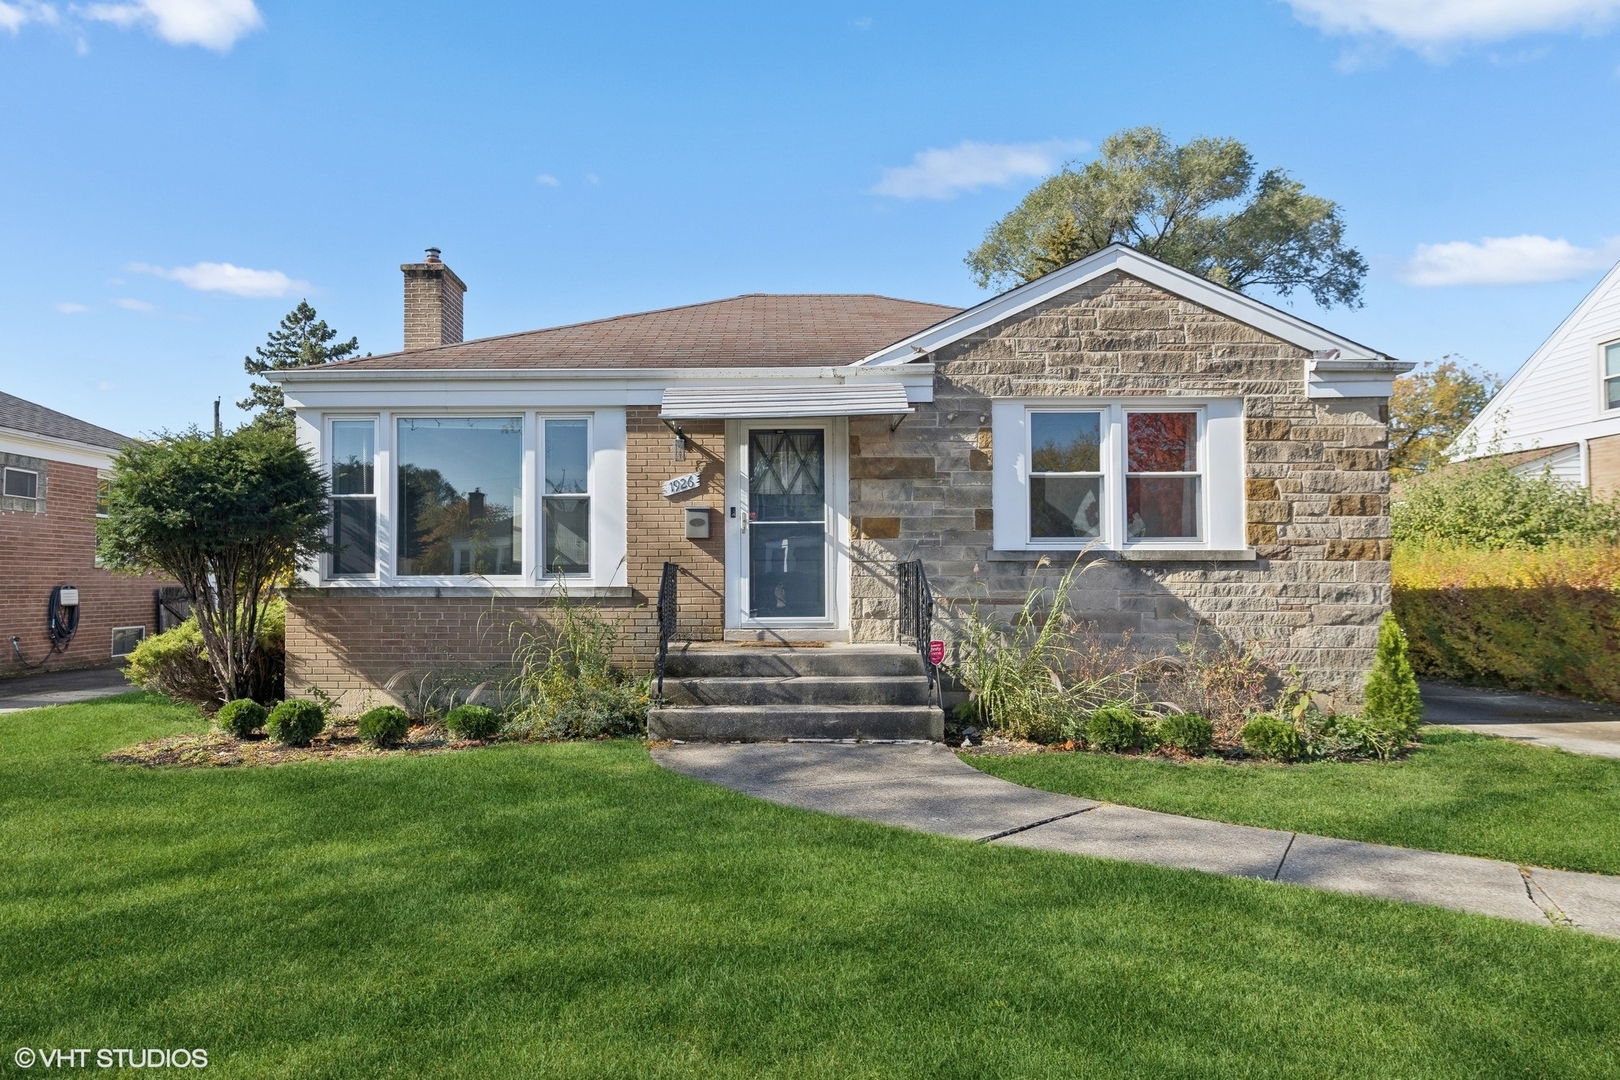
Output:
[104, 721, 492, 769]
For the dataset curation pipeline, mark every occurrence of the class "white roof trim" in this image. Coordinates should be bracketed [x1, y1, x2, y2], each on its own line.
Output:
[857, 243, 1391, 367]
[660, 382, 912, 420]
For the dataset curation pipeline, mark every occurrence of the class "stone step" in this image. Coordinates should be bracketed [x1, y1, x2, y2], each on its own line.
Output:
[649, 704, 945, 743]
[660, 675, 931, 708]
[662, 643, 925, 680]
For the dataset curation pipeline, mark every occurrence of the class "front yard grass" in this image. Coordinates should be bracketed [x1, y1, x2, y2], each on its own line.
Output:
[968, 728, 1620, 875]
[4, 697, 1620, 1077]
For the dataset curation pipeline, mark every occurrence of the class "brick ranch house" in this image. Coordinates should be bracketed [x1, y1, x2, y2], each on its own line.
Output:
[1, 392, 169, 677]
[277, 245, 1409, 737]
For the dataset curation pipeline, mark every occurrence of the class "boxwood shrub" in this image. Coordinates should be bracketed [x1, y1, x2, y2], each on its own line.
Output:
[1241, 714, 1302, 762]
[266, 699, 325, 747]
[216, 698, 267, 739]
[357, 705, 412, 747]
[1084, 705, 1149, 753]
[445, 704, 500, 740]
[1155, 712, 1213, 755]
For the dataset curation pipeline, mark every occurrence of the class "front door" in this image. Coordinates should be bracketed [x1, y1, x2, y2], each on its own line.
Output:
[726, 421, 845, 631]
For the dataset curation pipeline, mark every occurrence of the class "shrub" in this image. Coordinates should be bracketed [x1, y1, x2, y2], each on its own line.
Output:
[266, 699, 325, 747]
[1241, 714, 1302, 761]
[215, 698, 267, 739]
[1363, 613, 1423, 741]
[357, 705, 412, 747]
[123, 597, 286, 710]
[1392, 458, 1620, 549]
[1155, 712, 1213, 755]
[505, 590, 651, 740]
[1327, 713, 1408, 763]
[1085, 704, 1150, 753]
[445, 704, 500, 740]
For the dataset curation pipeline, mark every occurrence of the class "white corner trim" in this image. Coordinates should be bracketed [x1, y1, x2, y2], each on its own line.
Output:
[857, 243, 1392, 368]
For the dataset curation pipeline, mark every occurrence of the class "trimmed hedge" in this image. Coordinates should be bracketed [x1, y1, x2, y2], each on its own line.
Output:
[216, 699, 267, 739]
[267, 700, 325, 747]
[1393, 544, 1620, 704]
[358, 705, 412, 747]
[1084, 706, 1149, 753]
[445, 705, 500, 740]
[1241, 715, 1302, 761]
[1155, 713, 1213, 755]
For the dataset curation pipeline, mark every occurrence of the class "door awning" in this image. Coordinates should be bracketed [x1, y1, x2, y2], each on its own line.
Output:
[659, 382, 913, 420]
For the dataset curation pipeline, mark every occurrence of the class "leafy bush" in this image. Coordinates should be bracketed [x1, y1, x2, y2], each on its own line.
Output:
[505, 592, 650, 740]
[123, 598, 286, 710]
[215, 698, 267, 738]
[1393, 542, 1620, 704]
[1363, 613, 1422, 740]
[1393, 458, 1620, 549]
[266, 699, 325, 747]
[1155, 712, 1213, 755]
[1084, 705, 1150, 753]
[357, 705, 411, 747]
[445, 704, 500, 740]
[1241, 714, 1302, 761]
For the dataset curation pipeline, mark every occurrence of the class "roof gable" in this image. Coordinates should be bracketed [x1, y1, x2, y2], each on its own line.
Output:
[0, 391, 130, 450]
[856, 244, 1390, 367]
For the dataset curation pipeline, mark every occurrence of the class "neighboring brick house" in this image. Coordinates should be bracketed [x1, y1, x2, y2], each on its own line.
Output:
[0, 392, 167, 677]
[277, 245, 1409, 723]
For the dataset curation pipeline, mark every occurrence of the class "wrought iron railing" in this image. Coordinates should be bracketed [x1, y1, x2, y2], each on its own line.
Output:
[655, 561, 678, 698]
[897, 559, 936, 705]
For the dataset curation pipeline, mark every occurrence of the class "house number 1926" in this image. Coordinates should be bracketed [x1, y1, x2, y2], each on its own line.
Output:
[662, 472, 702, 498]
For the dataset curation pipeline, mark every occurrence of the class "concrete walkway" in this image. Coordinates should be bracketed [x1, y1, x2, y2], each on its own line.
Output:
[1421, 678, 1620, 759]
[653, 741, 1620, 937]
[0, 666, 132, 713]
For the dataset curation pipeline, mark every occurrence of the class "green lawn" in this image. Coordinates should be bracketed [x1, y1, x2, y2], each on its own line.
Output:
[4, 698, 1620, 1078]
[968, 728, 1620, 875]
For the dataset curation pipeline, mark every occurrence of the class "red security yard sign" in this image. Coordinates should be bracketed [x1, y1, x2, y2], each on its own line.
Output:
[928, 640, 945, 667]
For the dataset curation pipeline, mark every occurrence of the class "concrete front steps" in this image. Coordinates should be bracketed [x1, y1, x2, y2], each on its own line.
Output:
[648, 643, 944, 742]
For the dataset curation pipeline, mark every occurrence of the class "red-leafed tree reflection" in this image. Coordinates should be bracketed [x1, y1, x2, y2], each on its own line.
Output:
[1127, 412, 1198, 538]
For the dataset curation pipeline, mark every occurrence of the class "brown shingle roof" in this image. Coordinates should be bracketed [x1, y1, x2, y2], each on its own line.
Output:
[328, 294, 962, 371]
[0, 391, 131, 450]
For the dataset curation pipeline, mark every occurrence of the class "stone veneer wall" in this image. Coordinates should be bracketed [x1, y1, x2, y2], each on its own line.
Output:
[848, 270, 1391, 708]
[284, 406, 725, 709]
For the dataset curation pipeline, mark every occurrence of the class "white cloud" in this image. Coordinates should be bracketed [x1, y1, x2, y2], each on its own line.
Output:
[130, 260, 308, 297]
[535, 173, 560, 187]
[0, 1, 57, 32]
[872, 139, 1086, 200]
[97, 380, 117, 391]
[80, 0, 262, 51]
[1401, 234, 1620, 286]
[1284, 0, 1620, 52]
[54, 301, 88, 313]
[113, 297, 155, 311]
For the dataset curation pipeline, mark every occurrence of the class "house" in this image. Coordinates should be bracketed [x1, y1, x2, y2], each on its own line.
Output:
[1452, 259, 1620, 496]
[0, 392, 169, 676]
[276, 245, 1409, 737]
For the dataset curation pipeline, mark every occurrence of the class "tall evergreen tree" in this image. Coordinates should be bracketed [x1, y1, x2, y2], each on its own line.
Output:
[239, 301, 360, 428]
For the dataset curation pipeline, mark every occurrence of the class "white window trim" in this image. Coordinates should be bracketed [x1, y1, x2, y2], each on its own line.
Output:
[539, 414, 595, 580]
[309, 408, 628, 590]
[326, 417, 380, 579]
[1602, 339, 1620, 414]
[3, 465, 39, 503]
[991, 398, 1246, 553]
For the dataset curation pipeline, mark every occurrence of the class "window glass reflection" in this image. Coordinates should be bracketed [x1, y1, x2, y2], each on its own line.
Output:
[398, 417, 523, 576]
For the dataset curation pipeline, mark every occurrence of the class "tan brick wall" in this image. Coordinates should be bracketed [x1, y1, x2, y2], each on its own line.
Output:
[1592, 434, 1620, 502]
[1, 458, 170, 678]
[284, 406, 727, 707]
[847, 270, 1391, 708]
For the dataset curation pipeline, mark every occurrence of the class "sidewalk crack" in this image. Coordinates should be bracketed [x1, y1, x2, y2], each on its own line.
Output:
[976, 806, 1095, 843]
[1521, 868, 1572, 928]
[1271, 833, 1297, 881]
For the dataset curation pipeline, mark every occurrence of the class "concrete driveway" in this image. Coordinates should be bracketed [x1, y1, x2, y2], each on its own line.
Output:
[0, 666, 132, 713]
[1421, 679, 1620, 758]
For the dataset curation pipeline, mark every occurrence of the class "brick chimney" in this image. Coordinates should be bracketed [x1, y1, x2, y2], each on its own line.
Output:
[401, 247, 467, 350]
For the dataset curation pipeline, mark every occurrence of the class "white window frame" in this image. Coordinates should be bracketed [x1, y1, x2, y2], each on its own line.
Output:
[309, 408, 628, 590]
[1603, 339, 1620, 414]
[327, 417, 379, 579]
[991, 398, 1246, 553]
[540, 415, 595, 580]
[3, 466, 39, 504]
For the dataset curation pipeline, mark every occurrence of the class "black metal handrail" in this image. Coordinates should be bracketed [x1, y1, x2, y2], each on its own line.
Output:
[655, 561, 678, 698]
[897, 559, 936, 705]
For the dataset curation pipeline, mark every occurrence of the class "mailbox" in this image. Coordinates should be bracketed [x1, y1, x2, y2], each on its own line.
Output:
[684, 506, 710, 539]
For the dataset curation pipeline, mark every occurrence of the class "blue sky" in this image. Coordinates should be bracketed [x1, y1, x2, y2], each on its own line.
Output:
[3, 0, 1620, 436]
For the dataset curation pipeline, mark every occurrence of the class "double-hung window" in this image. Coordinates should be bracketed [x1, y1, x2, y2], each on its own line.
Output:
[330, 420, 377, 576]
[543, 418, 591, 575]
[1605, 342, 1620, 412]
[994, 400, 1243, 552]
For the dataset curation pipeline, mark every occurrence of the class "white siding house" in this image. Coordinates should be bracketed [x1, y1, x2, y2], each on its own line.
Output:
[1454, 260, 1620, 498]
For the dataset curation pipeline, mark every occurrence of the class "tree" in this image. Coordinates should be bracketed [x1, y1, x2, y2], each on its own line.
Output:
[1388, 356, 1501, 479]
[240, 301, 360, 429]
[965, 126, 1367, 308]
[1362, 613, 1422, 740]
[99, 425, 330, 703]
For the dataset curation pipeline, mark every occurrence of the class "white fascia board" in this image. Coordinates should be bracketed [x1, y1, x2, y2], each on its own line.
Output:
[857, 244, 1391, 367]
[280, 364, 935, 412]
[0, 427, 121, 470]
[1306, 358, 1415, 400]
